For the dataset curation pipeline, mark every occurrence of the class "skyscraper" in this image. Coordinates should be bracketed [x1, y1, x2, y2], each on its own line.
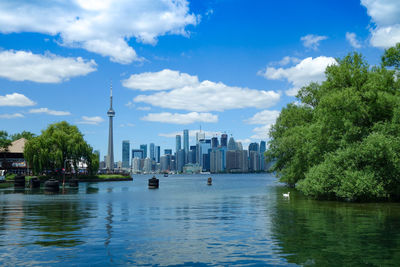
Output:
[164, 149, 172, 155]
[149, 143, 155, 160]
[183, 129, 189, 153]
[227, 136, 237, 151]
[155, 146, 161, 163]
[106, 83, 115, 171]
[176, 135, 181, 153]
[122, 140, 130, 168]
[140, 144, 147, 158]
[211, 136, 219, 149]
[221, 134, 228, 147]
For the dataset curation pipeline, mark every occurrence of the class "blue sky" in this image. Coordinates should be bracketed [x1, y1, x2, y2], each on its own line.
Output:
[0, 0, 399, 161]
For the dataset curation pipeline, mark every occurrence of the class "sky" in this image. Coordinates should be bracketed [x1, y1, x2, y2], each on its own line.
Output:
[0, 0, 399, 162]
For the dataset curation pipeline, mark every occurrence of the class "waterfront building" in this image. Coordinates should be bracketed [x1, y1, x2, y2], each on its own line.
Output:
[160, 155, 169, 172]
[0, 138, 27, 174]
[236, 141, 243, 151]
[176, 135, 181, 154]
[106, 83, 115, 171]
[183, 163, 201, 174]
[239, 150, 249, 172]
[122, 140, 130, 168]
[211, 136, 219, 149]
[144, 158, 152, 173]
[155, 146, 161, 163]
[149, 143, 155, 161]
[188, 146, 197, 164]
[140, 144, 147, 158]
[176, 149, 185, 173]
[210, 147, 226, 173]
[132, 149, 144, 159]
[260, 141, 266, 171]
[183, 129, 189, 154]
[226, 150, 240, 172]
[220, 133, 228, 147]
[227, 137, 237, 151]
[249, 150, 260, 172]
[132, 158, 141, 173]
[198, 139, 211, 169]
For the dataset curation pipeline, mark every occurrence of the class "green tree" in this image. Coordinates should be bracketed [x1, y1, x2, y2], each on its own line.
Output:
[10, 131, 36, 141]
[0, 131, 11, 151]
[24, 121, 99, 176]
[267, 45, 400, 201]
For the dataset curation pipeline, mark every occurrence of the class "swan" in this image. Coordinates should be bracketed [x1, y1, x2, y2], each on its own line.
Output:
[283, 192, 290, 198]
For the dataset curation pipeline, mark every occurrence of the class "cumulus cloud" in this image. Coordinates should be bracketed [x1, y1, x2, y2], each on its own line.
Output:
[77, 116, 104, 125]
[0, 93, 36, 106]
[0, 1, 199, 64]
[130, 70, 280, 111]
[122, 69, 199, 91]
[259, 56, 337, 96]
[277, 56, 301, 66]
[142, 112, 218, 124]
[245, 110, 280, 125]
[361, 0, 400, 48]
[301, 34, 328, 50]
[346, 32, 362, 48]
[0, 50, 96, 83]
[251, 124, 272, 140]
[0, 113, 24, 119]
[29, 108, 71, 116]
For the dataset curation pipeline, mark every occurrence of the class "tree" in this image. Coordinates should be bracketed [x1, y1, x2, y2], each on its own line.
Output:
[266, 45, 400, 201]
[24, 121, 99, 176]
[10, 131, 36, 141]
[0, 131, 11, 151]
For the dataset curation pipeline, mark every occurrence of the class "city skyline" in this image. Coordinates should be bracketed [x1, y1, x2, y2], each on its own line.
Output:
[0, 0, 394, 162]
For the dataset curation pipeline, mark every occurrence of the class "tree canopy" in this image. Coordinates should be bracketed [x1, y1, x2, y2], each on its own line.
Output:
[24, 121, 99, 176]
[266, 44, 400, 201]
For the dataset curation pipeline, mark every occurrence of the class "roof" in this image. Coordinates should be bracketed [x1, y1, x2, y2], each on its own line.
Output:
[0, 138, 27, 153]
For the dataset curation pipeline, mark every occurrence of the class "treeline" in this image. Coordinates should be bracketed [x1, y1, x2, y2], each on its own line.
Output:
[266, 44, 400, 201]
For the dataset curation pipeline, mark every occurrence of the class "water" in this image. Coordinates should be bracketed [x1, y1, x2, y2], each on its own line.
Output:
[0, 173, 399, 266]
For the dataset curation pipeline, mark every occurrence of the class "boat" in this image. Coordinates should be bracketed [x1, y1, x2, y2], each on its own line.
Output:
[148, 176, 159, 189]
[207, 177, 212, 185]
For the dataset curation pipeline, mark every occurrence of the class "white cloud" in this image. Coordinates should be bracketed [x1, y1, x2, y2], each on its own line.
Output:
[361, 0, 400, 48]
[251, 124, 272, 140]
[142, 112, 218, 124]
[122, 69, 199, 91]
[346, 32, 362, 48]
[0, 93, 36, 106]
[0, 50, 96, 83]
[137, 106, 151, 111]
[245, 110, 280, 125]
[29, 108, 71, 116]
[0, 113, 24, 119]
[300, 34, 328, 50]
[278, 56, 301, 66]
[131, 70, 280, 111]
[259, 56, 337, 96]
[77, 116, 104, 125]
[0, 1, 199, 64]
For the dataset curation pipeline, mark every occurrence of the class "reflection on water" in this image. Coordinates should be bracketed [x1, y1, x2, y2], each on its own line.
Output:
[0, 174, 399, 266]
[271, 189, 400, 266]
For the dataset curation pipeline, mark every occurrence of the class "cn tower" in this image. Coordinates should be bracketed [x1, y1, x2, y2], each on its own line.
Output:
[106, 82, 115, 171]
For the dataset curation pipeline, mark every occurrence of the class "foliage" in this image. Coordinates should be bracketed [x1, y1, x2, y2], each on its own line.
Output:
[24, 121, 99, 176]
[0, 131, 12, 151]
[266, 45, 400, 201]
[11, 131, 36, 141]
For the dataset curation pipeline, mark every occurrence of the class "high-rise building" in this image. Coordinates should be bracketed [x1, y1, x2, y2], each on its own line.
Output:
[249, 142, 259, 153]
[106, 83, 115, 170]
[176, 135, 181, 154]
[198, 139, 211, 169]
[260, 141, 266, 153]
[140, 144, 147, 158]
[122, 140, 130, 168]
[164, 149, 172, 155]
[227, 137, 237, 151]
[132, 158, 141, 173]
[149, 143, 155, 160]
[132, 149, 144, 159]
[196, 131, 205, 143]
[183, 129, 189, 153]
[260, 141, 266, 171]
[176, 149, 185, 173]
[188, 146, 197, 164]
[211, 136, 219, 149]
[155, 146, 161, 163]
[236, 141, 243, 151]
[250, 150, 260, 172]
[221, 134, 228, 147]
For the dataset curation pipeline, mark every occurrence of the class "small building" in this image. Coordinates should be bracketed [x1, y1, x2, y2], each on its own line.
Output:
[0, 138, 28, 174]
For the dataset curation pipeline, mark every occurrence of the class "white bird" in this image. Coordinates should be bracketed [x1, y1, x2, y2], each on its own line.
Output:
[283, 192, 290, 198]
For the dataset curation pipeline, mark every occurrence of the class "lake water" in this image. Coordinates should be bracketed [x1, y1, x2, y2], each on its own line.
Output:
[0, 173, 400, 266]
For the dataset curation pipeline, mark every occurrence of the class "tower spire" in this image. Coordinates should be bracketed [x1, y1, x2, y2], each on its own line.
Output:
[107, 81, 115, 171]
